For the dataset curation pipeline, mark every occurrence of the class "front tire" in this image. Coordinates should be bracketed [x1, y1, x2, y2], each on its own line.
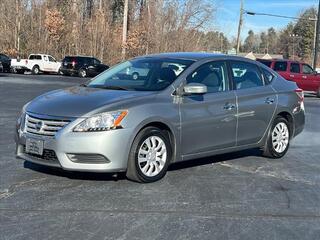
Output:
[126, 127, 172, 183]
[262, 117, 290, 158]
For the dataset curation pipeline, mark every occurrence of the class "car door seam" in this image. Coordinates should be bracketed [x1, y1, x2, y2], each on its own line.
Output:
[235, 92, 239, 147]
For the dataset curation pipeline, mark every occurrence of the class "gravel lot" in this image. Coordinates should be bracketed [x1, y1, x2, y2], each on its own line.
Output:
[0, 73, 320, 240]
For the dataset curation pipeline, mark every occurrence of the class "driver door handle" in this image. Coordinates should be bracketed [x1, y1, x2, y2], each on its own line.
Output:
[265, 97, 275, 104]
[223, 103, 236, 111]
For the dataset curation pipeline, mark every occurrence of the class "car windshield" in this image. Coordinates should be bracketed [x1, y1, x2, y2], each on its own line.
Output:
[87, 58, 194, 91]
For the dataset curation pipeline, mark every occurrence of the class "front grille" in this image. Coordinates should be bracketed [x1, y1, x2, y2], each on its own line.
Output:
[23, 146, 59, 163]
[25, 114, 70, 137]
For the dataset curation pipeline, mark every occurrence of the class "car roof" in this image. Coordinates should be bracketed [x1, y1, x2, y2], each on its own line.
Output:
[134, 52, 258, 63]
[64, 56, 95, 58]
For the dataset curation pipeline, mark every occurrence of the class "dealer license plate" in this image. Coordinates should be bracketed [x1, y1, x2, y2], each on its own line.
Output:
[26, 138, 44, 155]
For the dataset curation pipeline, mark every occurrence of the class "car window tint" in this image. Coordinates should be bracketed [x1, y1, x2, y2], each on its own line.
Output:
[290, 63, 300, 73]
[89, 58, 194, 91]
[274, 61, 287, 71]
[186, 61, 229, 93]
[48, 56, 55, 62]
[230, 61, 264, 90]
[29, 55, 35, 60]
[93, 58, 101, 64]
[302, 64, 314, 74]
[262, 68, 274, 84]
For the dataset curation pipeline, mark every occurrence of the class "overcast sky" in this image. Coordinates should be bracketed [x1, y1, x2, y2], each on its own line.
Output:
[215, 0, 318, 40]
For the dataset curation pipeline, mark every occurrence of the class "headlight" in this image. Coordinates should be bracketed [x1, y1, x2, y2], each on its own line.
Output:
[73, 110, 128, 132]
[17, 101, 30, 132]
[22, 101, 31, 113]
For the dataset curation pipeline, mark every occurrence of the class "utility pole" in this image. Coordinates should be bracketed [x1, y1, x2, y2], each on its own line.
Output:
[313, 1, 320, 69]
[122, 0, 129, 60]
[236, 0, 243, 54]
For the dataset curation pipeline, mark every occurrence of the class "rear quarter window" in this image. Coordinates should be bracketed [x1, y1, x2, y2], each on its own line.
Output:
[262, 68, 275, 84]
[274, 61, 287, 71]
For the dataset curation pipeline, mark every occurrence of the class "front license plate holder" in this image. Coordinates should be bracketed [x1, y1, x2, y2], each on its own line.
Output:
[26, 138, 44, 156]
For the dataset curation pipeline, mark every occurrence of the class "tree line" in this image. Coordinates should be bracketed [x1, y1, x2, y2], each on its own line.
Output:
[1, 1, 317, 65]
[0, 0, 230, 64]
[241, 7, 317, 63]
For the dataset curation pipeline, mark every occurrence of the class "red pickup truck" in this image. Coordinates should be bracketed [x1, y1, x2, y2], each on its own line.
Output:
[257, 59, 320, 97]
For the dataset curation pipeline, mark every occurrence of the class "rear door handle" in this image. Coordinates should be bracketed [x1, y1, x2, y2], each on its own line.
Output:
[265, 98, 275, 104]
[224, 103, 236, 110]
[290, 74, 295, 78]
[302, 75, 307, 79]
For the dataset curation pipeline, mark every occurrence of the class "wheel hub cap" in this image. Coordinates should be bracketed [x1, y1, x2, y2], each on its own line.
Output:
[138, 136, 167, 177]
[271, 122, 289, 153]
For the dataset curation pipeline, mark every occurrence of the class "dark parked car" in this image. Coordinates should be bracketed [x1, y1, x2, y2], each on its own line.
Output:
[0, 53, 11, 73]
[60, 56, 109, 78]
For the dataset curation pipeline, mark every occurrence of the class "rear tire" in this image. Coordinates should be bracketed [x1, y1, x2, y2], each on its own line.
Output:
[58, 68, 64, 75]
[317, 88, 320, 98]
[126, 127, 172, 183]
[262, 116, 290, 158]
[79, 69, 87, 78]
[32, 65, 40, 75]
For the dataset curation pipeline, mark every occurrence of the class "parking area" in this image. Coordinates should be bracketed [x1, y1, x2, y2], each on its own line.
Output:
[0, 73, 320, 239]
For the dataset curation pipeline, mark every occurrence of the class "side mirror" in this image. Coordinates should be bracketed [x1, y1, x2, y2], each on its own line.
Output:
[183, 83, 207, 95]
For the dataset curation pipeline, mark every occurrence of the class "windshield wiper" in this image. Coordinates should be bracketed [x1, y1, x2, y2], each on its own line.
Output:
[91, 85, 129, 91]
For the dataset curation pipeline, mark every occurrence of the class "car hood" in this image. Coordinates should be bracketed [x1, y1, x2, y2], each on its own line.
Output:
[26, 86, 155, 117]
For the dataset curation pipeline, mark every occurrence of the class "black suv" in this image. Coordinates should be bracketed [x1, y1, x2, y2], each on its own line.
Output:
[60, 56, 109, 77]
[0, 53, 11, 73]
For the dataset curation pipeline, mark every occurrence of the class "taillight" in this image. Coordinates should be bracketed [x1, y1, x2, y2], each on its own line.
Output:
[295, 88, 304, 101]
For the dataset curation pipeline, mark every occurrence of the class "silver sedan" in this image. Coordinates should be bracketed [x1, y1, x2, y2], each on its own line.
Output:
[15, 53, 305, 183]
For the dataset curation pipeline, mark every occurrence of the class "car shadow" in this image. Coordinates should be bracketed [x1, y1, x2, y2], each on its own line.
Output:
[24, 148, 263, 181]
[23, 161, 127, 181]
[168, 148, 263, 171]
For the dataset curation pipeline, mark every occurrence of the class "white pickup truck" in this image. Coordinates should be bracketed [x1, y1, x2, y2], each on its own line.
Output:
[11, 54, 61, 74]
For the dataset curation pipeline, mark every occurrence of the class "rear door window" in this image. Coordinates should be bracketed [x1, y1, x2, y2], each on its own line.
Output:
[273, 61, 287, 71]
[290, 63, 300, 73]
[230, 61, 264, 90]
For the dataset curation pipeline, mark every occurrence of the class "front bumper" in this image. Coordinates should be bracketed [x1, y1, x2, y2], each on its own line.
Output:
[15, 119, 133, 173]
